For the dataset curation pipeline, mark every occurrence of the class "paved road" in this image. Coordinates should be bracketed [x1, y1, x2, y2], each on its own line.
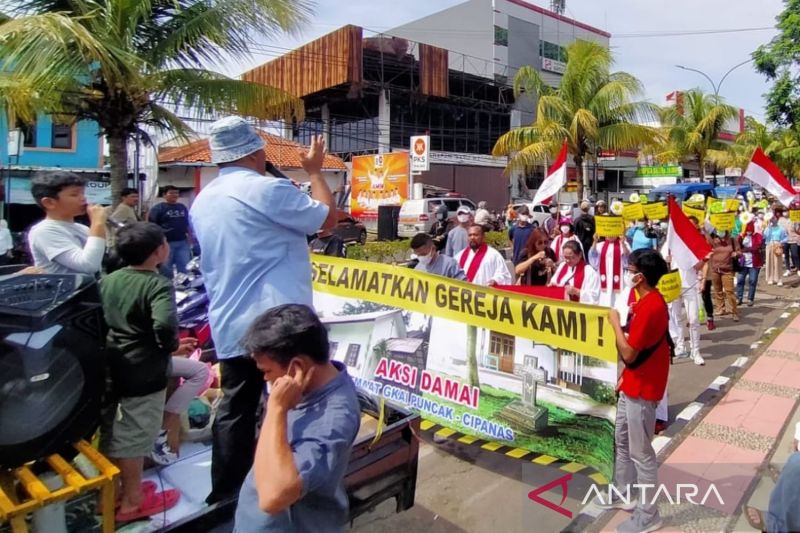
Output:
[350, 278, 800, 533]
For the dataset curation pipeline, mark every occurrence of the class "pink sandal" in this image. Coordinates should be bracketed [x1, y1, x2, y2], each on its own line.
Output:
[115, 488, 180, 523]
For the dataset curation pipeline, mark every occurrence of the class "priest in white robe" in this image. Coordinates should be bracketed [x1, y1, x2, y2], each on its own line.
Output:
[549, 240, 600, 305]
[456, 225, 512, 287]
[589, 235, 631, 308]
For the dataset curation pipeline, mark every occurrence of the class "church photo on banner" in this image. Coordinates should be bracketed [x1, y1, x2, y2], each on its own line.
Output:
[312, 256, 619, 478]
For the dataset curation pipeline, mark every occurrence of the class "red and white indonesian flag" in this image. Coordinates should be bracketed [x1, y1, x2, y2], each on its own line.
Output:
[744, 147, 795, 207]
[532, 141, 568, 206]
[666, 196, 712, 271]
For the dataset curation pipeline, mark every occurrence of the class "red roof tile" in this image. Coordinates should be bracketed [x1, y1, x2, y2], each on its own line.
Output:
[158, 130, 347, 171]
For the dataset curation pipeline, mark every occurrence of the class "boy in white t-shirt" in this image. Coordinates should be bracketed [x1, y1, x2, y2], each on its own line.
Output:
[28, 171, 107, 275]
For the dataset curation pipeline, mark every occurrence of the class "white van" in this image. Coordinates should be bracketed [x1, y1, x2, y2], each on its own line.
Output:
[398, 197, 476, 238]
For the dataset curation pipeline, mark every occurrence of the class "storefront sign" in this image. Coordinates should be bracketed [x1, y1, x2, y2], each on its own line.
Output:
[410, 136, 430, 172]
[636, 165, 682, 178]
[542, 58, 567, 74]
[7, 177, 119, 205]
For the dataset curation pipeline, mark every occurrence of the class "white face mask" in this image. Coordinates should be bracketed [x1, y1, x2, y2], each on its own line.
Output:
[417, 252, 433, 266]
[636, 222, 645, 229]
[457, 214, 470, 223]
[560, 225, 570, 234]
[550, 209, 558, 216]
[625, 271, 639, 287]
[519, 216, 529, 224]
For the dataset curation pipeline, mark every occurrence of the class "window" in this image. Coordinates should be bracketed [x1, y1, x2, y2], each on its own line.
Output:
[14, 118, 36, 147]
[494, 25, 508, 47]
[344, 344, 360, 367]
[489, 332, 515, 373]
[329, 342, 339, 358]
[51, 122, 73, 149]
[539, 41, 566, 62]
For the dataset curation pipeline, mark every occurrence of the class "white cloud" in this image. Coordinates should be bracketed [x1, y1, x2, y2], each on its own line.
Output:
[227, 0, 783, 122]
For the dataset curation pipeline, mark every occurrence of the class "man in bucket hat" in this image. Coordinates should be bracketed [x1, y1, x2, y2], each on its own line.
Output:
[190, 117, 336, 504]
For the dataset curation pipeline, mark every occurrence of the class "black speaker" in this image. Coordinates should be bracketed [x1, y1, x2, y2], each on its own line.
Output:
[0, 273, 106, 467]
[377, 205, 401, 241]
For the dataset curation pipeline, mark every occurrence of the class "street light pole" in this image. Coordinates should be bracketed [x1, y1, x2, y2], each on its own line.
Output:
[675, 59, 753, 97]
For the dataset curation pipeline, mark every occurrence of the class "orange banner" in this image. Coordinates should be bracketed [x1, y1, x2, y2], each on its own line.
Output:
[350, 152, 409, 220]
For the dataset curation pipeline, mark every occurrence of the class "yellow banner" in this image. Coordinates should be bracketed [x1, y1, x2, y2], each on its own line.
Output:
[791, 210, 800, 223]
[709, 212, 736, 232]
[622, 202, 645, 222]
[682, 203, 705, 222]
[642, 202, 668, 221]
[657, 270, 682, 304]
[595, 216, 625, 237]
[726, 199, 741, 213]
[311, 256, 617, 362]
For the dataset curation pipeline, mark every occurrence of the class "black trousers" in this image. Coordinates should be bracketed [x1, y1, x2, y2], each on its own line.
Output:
[206, 356, 265, 505]
[702, 279, 714, 319]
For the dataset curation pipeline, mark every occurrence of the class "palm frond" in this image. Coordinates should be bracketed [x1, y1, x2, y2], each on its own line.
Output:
[512, 65, 549, 99]
[154, 68, 304, 121]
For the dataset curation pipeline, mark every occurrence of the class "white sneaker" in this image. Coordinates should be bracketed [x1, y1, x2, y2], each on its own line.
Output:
[151, 430, 179, 466]
[784, 270, 791, 277]
[797, 271, 800, 278]
[778, 281, 784, 286]
[693, 354, 705, 366]
[768, 281, 775, 285]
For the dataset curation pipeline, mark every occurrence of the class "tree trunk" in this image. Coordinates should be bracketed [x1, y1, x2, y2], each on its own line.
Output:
[574, 155, 584, 202]
[107, 133, 129, 209]
[699, 152, 707, 183]
[466, 325, 480, 388]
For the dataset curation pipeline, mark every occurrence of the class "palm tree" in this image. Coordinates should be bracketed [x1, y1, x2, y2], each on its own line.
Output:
[711, 116, 773, 170]
[493, 40, 660, 200]
[652, 89, 738, 181]
[0, 0, 308, 205]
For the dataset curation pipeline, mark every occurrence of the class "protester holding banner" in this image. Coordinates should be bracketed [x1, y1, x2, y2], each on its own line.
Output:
[595, 200, 608, 216]
[602, 249, 670, 533]
[736, 222, 764, 307]
[445, 206, 473, 257]
[410, 233, 466, 281]
[549, 240, 600, 304]
[190, 118, 336, 504]
[456, 225, 512, 287]
[708, 231, 740, 322]
[764, 210, 789, 286]
[514, 228, 556, 286]
[589, 234, 630, 308]
[550, 218, 582, 262]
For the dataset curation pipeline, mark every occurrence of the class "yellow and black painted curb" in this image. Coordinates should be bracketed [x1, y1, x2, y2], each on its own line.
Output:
[418, 419, 609, 486]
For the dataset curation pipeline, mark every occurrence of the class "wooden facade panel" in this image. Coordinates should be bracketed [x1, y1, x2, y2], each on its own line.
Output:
[419, 44, 449, 98]
[242, 25, 363, 97]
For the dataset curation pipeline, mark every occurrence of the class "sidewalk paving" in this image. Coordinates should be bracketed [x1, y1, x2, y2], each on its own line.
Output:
[596, 312, 800, 533]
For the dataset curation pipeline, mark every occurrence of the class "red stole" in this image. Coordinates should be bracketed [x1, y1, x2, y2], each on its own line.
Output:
[599, 240, 622, 290]
[555, 261, 586, 301]
[459, 244, 488, 282]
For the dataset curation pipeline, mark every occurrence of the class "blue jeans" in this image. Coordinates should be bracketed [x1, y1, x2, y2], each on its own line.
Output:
[160, 240, 191, 279]
[736, 267, 760, 303]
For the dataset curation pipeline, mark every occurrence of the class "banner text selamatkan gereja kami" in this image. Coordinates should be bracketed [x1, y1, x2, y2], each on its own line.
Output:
[311, 256, 617, 363]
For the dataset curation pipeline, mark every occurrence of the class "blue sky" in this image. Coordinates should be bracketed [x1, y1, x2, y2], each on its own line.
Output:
[228, 0, 785, 122]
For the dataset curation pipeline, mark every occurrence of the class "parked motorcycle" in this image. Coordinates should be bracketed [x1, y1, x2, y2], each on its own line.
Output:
[175, 257, 214, 360]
